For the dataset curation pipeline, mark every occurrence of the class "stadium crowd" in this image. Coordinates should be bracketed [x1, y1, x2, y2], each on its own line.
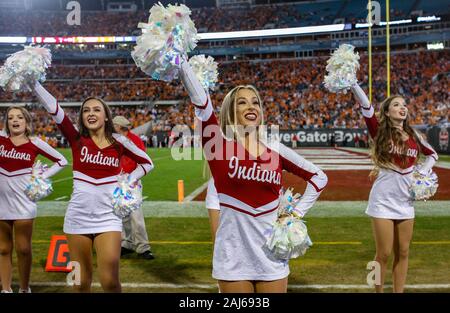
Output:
[0, 1, 431, 36]
[1, 50, 448, 138]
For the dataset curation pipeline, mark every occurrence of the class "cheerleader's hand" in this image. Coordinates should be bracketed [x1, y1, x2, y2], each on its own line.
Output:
[129, 178, 142, 190]
[416, 167, 431, 177]
[292, 210, 304, 219]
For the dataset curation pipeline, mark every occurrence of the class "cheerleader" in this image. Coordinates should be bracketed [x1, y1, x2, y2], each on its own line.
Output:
[351, 84, 438, 293]
[0, 106, 67, 293]
[33, 83, 154, 292]
[179, 59, 328, 293]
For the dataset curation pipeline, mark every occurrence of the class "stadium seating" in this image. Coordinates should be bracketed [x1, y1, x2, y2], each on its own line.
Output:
[0, 0, 447, 35]
[1, 50, 448, 143]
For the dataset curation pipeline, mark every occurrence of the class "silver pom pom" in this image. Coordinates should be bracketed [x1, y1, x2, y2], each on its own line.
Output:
[324, 44, 360, 94]
[188, 55, 219, 90]
[263, 188, 312, 260]
[112, 172, 143, 218]
[0, 46, 51, 92]
[410, 169, 439, 201]
[132, 2, 199, 82]
[25, 160, 53, 202]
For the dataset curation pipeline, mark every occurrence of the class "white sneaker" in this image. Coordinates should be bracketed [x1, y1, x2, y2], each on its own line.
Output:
[18, 287, 31, 293]
[1, 289, 13, 293]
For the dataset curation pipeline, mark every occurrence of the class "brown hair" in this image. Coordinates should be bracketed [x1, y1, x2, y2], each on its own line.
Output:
[4, 106, 33, 137]
[78, 97, 117, 145]
[370, 95, 420, 173]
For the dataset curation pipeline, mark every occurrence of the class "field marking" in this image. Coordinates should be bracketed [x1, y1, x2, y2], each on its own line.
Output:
[24, 282, 450, 290]
[36, 200, 450, 217]
[183, 181, 209, 202]
[412, 241, 450, 245]
[53, 177, 73, 183]
[31, 240, 362, 245]
[31, 240, 450, 245]
[151, 156, 172, 161]
[54, 196, 68, 201]
[314, 241, 361, 245]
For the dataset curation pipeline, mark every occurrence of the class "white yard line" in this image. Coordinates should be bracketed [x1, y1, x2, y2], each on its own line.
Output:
[151, 156, 172, 161]
[26, 281, 450, 290]
[53, 177, 73, 183]
[183, 181, 209, 203]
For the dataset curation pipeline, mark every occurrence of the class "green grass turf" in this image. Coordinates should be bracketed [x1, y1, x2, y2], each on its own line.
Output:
[438, 154, 450, 163]
[37, 148, 208, 201]
[10, 216, 450, 293]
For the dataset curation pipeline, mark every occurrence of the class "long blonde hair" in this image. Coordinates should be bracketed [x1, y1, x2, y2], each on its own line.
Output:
[3, 106, 33, 137]
[370, 95, 420, 176]
[219, 85, 264, 140]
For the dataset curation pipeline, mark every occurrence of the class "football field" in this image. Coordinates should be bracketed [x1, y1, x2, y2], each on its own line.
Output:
[21, 148, 450, 292]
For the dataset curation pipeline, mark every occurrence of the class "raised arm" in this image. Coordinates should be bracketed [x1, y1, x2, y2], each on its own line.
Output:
[277, 143, 328, 217]
[351, 84, 378, 138]
[31, 137, 68, 179]
[113, 134, 154, 182]
[33, 82, 79, 144]
[179, 58, 213, 122]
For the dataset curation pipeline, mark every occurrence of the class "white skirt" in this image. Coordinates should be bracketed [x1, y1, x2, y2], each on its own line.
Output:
[63, 179, 122, 234]
[0, 172, 37, 220]
[212, 201, 290, 281]
[366, 168, 415, 220]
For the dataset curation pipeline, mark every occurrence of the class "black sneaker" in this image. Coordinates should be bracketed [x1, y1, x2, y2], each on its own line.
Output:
[121, 247, 134, 256]
[138, 250, 155, 260]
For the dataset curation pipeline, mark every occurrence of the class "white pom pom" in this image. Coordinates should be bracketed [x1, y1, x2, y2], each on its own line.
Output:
[410, 169, 439, 201]
[263, 188, 312, 260]
[188, 55, 218, 90]
[112, 172, 143, 218]
[25, 160, 53, 202]
[264, 216, 312, 260]
[0, 46, 51, 92]
[132, 2, 199, 82]
[324, 44, 360, 94]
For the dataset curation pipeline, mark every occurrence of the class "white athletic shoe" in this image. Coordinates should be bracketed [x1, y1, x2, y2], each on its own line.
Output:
[18, 287, 31, 293]
[1, 289, 13, 293]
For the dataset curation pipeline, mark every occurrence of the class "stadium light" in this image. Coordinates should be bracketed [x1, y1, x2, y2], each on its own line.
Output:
[417, 16, 441, 22]
[427, 42, 444, 50]
[0, 24, 346, 45]
[355, 19, 413, 28]
[198, 24, 346, 40]
[0, 36, 27, 43]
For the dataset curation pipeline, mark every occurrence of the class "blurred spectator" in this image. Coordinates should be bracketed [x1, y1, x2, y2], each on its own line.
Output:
[0, 50, 448, 145]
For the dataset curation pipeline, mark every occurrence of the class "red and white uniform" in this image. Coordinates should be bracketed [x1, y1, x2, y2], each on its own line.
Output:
[353, 84, 438, 219]
[180, 60, 328, 281]
[120, 131, 146, 174]
[0, 130, 67, 220]
[34, 83, 153, 234]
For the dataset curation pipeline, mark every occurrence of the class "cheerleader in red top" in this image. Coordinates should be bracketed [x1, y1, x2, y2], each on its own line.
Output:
[0, 106, 67, 293]
[179, 59, 328, 293]
[351, 84, 438, 293]
[32, 82, 154, 292]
